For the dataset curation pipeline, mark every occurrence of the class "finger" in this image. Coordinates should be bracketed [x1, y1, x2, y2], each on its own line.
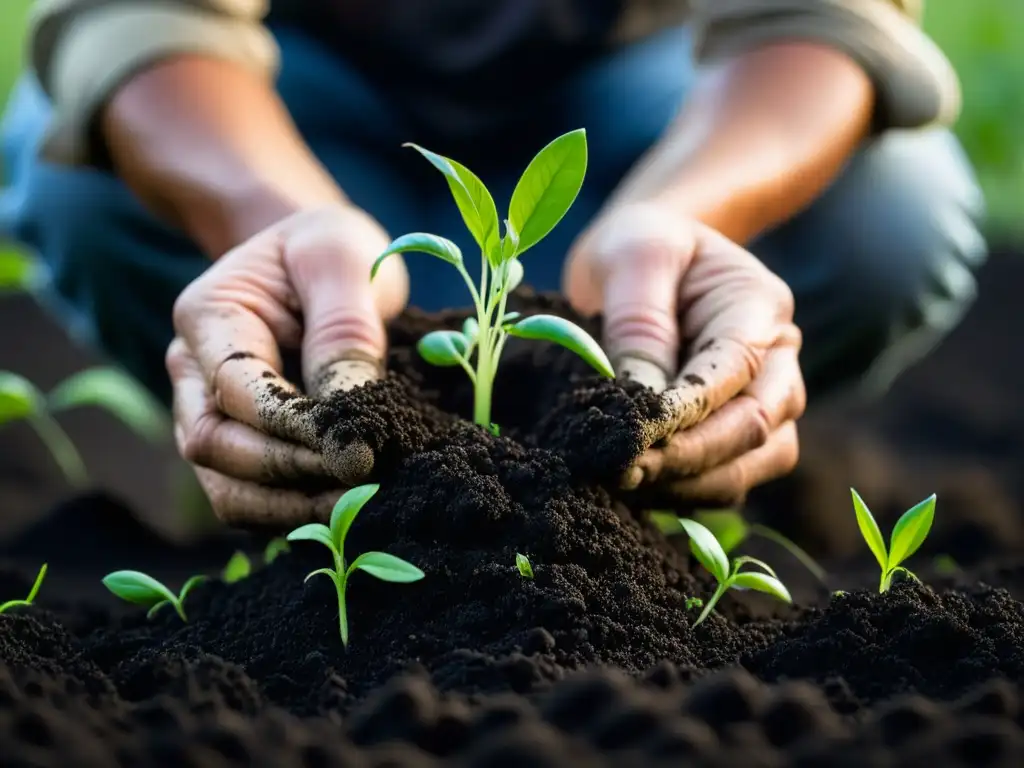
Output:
[621, 395, 770, 490]
[170, 339, 329, 483]
[282, 211, 406, 397]
[661, 420, 799, 508]
[195, 466, 344, 529]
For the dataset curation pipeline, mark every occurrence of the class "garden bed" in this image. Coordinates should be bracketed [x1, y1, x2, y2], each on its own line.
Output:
[2, 253, 1023, 767]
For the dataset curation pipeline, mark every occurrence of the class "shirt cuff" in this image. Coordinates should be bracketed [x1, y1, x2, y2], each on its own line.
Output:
[691, 0, 961, 131]
[30, 2, 279, 167]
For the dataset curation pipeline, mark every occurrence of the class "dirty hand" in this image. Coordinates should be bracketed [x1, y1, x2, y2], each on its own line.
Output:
[167, 204, 409, 526]
[564, 202, 805, 507]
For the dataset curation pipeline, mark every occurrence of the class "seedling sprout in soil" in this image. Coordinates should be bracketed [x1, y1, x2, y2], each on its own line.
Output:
[102, 571, 208, 622]
[0, 367, 169, 488]
[677, 518, 792, 627]
[371, 128, 614, 427]
[0, 564, 47, 614]
[222, 551, 252, 584]
[287, 484, 424, 647]
[650, 509, 827, 585]
[852, 488, 937, 592]
[263, 537, 291, 565]
[516, 553, 534, 579]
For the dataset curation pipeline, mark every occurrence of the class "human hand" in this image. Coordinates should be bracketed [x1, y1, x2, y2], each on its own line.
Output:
[564, 202, 805, 508]
[167, 205, 409, 526]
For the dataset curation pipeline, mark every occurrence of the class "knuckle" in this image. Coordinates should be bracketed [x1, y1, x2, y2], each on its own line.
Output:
[165, 338, 190, 381]
[181, 412, 220, 468]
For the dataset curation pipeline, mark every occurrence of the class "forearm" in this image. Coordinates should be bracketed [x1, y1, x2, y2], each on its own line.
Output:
[101, 55, 345, 257]
[607, 42, 874, 244]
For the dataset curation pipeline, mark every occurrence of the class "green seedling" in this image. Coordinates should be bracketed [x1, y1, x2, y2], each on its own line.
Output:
[516, 553, 534, 580]
[222, 551, 252, 584]
[0, 367, 169, 488]
[0, 564, 47, 614]
[102, 571, 207, 622]
[678, 518, 792, 627]
[684, 596, 703, 611]
[650, 509, 826, 585]
[0, 246, 41, 292]
[287, 484, 424, 647]
[933, 554, 960, 576]
[851, 489, 937, 592]
[371, 129, 614, 427]
[263, 537, 291, 565]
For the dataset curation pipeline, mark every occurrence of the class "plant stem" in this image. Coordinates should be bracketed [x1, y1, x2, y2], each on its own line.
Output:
[334, 551, 350, 647]
[173, 600, 187, 622]
[692, 582, 728, 627]
[749, 524, 827, 584]
[30, 413, 88, 489]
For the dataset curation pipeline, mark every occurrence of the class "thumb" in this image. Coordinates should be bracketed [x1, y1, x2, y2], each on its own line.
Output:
[284, 210, 409, 398]
[592, 215, 695, 393]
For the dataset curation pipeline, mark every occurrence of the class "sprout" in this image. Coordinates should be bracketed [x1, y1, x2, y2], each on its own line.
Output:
[515, 553, 534, 580]
[287, 484, 424, 647]
[222, 551, 252, 584]
[650, 509, 826, 585]
[371, 129, 614, 428]
[851, 489, 937, 592]
[0, 564, 48, 614]
[0, 367, 169, 488]
[677, 519, 792, 627]
[102, 571, 207, 622]
[0, 247, 41, 292]
[263, 537, 291, 565]
[684, 596, 703, 612]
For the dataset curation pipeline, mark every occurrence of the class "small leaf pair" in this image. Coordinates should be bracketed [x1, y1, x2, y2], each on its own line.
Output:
[0, 564, 48, 614]
[287, 484, 424, 647]
[851, 489, 936, 592]
[102, 571, 207, 622]
[677, 519, 792, 627]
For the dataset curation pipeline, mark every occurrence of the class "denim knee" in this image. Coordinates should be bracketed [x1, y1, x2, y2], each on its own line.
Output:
[757, 128, 988, 397]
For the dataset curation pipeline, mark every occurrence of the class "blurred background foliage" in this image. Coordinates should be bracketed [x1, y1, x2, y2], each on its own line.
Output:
[1, 1, 1022, 237]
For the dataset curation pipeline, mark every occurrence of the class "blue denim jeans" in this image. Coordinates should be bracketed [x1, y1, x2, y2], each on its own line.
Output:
[1, 25, 988, 406]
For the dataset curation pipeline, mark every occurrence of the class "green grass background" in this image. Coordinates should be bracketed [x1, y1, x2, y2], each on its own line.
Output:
[1, 1, 1022, 236]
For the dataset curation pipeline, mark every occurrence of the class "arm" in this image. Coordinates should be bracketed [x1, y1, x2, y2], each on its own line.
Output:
[29, 0, 344, 257]
[608, 42, 873, 244]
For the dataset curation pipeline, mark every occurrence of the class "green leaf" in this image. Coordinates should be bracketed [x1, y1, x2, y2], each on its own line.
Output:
[102, 571, 178, 608]
[417, 330, 470, 367]
[731, 556, 778, 579]
[505, 259, 524, 293]
[0, 372, 41, 426]
[677, 519, 730, 584]
[500, 312, 522, 326]
[222, 551, 252, 584]
[330, 484, 380, 551]
[462, 317, 479, 342]
[404, 144, 501, 261]
[178, 575, 208, 603]
[851, 488, 888, 570]
[649, 511, 683, 536]
[502, 218, 521, 261]
[263, 537, 291, 565]
[515, 553, 534, 579]
[304, 567, 342, 590]
[286, 523, 334, 551]
[0, 248, 39, 291]
[507, 315, 613, 378]
[693, 510, 749, 554]
[47, 367, 169, 443]
[371, 233, 463, 280]
[350, 552, 425, 583]
[887, 494, 937, 568]
[730, 572, 792, 603]
[508, 129, 588, 257]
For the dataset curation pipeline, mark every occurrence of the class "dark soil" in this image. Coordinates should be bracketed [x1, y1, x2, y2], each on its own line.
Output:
[2, 254, 1024, 767]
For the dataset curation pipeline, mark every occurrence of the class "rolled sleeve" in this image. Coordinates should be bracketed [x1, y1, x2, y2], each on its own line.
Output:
[691, 0, 961, 131]
[29, 0, 279, 166]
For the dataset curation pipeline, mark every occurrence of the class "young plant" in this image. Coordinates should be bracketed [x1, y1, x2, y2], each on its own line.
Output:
[102, 571, 207, 622]
[263, 537, 291, 565]
[515, 553, 534, 580]
[650, 509, 827, 585]
[0, 367, 169, 488]
[222, 551, 252, 584]
[677, 518, 792, 628]
[0, 246, 40, 292]
[287, 484, 424, 647]
[684, 596, 704, 612]
[370, 129, 614, 427]
[0, 564, 47, 614]
[851, 489, 937, 592]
